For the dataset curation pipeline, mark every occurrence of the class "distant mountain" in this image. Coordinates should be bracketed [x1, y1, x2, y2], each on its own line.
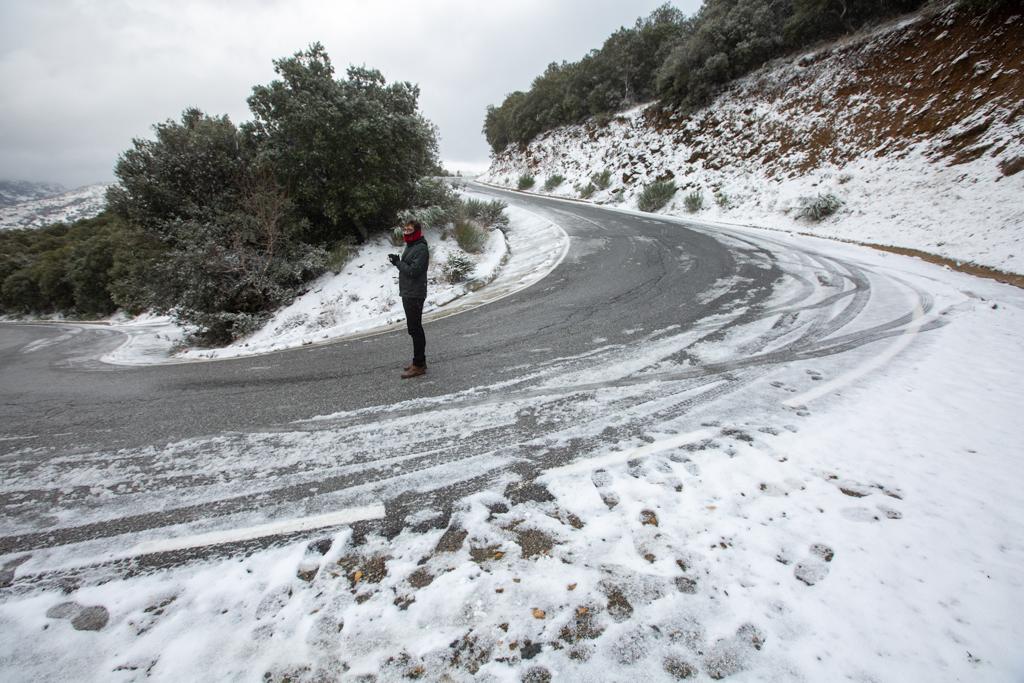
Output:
[0, 183, 110, 230]
[0, 180, 67, 208]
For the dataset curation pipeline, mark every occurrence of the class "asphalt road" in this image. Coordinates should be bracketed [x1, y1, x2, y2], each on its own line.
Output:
[0, 184, 939, 591]
[0, 185, 768, 454]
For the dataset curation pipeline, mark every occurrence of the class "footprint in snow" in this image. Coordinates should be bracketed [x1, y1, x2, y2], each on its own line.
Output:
[794, 543, 834, 586]
[702, 623, 767, 679]
[627, 458, 645, 479]
[841, 505, 903, 522]
[787, 404, 811, 417]
[296, 537, 334, 582]
[830, 477, 904, 501]
[652, 457, 674, 474]
[591, 468, 619, 509]
[45, 601, 110, 631]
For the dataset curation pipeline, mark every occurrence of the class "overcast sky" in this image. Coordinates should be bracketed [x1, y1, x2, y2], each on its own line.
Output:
[0, 0, 703, 188]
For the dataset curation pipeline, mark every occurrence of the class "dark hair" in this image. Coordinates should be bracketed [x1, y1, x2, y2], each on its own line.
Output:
[405, 219, 423, 231]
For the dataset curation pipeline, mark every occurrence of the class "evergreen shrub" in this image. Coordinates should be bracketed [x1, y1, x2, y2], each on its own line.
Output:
[462, 198, 509, 231]
[637, 180, 677, 212]
[326, 241, 353, 273]
[796, 193, 843, 221]
[591, 170, 612, 190]
[684, 190, 705, 213]
[454, 219, 487, 254]
[443, 252, 475, 283]
[544, 175, 565, 191]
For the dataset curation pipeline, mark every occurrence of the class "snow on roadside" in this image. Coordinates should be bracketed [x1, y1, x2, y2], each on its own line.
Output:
[176, 224, 506, 362]
[481, 99, 1023, 276]
[101, 200, 568, 365]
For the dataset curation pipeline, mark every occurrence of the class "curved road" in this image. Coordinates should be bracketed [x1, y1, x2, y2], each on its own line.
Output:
[0, 187, 754, 452]
[0, 184, 941, 592]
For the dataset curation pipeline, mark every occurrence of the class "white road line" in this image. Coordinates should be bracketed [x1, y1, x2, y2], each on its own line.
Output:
[128, 505, 386, 556]
[542, 429, 716, 478]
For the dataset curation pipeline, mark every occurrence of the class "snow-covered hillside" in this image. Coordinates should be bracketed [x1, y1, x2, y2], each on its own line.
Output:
[481, 3, 1023, 276]
[0, 183, 109, 230]
[0, 180, 67, 207]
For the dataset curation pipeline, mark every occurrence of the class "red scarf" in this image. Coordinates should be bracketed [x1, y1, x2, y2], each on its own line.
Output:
[403, 229, 422, 244]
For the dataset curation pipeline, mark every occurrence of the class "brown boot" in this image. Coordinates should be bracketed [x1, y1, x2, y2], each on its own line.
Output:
[401, 364, 427, 379]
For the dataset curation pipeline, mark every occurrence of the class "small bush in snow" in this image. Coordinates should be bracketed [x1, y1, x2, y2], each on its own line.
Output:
[461, 197, 488, 219]
[796, 193, 843, 221]
[576, 182, 597, 199]
[517, 174, 535, 190]
[186, 311, 268, 346]
[714, 191, 731, 209]
[684, 190, 705, 213]
[543, 175, 565, 191]
[277, 312, 308, 333]
[443, 252, 475, 283]
[326, 240, 354, 273]
[591, 169, 612, 190]
[462, 198, 509, 231]
[454, 218, 487, 254]
[637, 180, 677, 212]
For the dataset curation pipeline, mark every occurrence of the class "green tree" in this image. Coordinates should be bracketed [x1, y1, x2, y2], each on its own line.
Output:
[784, 0, 924, 45]
[482, 4, 687, 152]
[108, 108, 321, 343]
[107, 108, 249, 234]
[245, 43, 438, 243]
[31, 248, 74, 312]
[482, 0, 935, 149]
[656, 0, 793, 108]
[65, 230, 116, 316]
[483, 91, 527, 153]
[0, 268, 42, 313]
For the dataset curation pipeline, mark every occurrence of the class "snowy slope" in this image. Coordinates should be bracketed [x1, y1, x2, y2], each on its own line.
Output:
[0, 180, 67, 207]
[0, 183, 110, 230]
[480, 4, 1024, 275]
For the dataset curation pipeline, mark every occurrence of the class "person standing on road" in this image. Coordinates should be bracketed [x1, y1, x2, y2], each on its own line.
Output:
[388, 219, 429, 379]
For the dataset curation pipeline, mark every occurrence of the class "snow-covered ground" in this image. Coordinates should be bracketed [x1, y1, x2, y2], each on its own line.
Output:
[480, 5, 1024, 276]
[484, 125, 1023, 275]
[102, 198, 569, 364]
[0, 183, 109, 230]
[0, 180, 68, 207]
[2, 204, 1022, 681]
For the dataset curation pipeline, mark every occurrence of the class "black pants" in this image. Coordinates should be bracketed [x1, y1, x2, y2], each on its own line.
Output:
[402, 296, 426, 366]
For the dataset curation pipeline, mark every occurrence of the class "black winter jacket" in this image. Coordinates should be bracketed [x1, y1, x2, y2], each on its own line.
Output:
[396, 236, 429, 298]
